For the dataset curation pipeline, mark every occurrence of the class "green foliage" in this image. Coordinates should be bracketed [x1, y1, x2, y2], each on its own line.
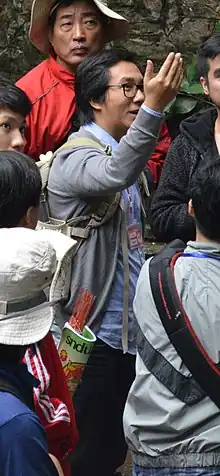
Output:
[215, 21, 220, 32]
[165, 55, 212, 117]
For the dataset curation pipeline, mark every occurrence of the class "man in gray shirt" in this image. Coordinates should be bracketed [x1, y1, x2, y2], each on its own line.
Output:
[48, 48, 183, 476]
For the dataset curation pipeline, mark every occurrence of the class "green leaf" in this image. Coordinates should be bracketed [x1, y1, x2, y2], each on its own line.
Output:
[186, 57, 197, 84]
[181, 83, 204, 95]
[172, 96, 197, 115]
[180, 79, 190, 92]
[216, 21, 220, 32]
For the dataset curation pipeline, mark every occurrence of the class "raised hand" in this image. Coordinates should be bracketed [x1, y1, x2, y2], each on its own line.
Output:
[144, 52, 183, 112]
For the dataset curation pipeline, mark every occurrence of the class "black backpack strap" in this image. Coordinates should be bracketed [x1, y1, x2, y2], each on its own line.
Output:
[149, 241, 220, 409]
[0, 375, 34, 411]
[136, 323, 205, 404]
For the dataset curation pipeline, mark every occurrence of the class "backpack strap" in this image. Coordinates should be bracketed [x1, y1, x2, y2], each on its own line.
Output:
[0, 374, 34, 410]
[54, 137, 108, 156]
[149, 240, 220, 409]
[37, 136, 120, 233]
[37, 137, 131, 352]
[136, 322, 205, 404]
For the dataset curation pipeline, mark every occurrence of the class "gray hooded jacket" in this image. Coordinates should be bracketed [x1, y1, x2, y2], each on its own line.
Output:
[48, 108, 163, 332]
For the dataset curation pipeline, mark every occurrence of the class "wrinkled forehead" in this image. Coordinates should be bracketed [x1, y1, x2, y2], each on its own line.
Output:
[52, 0, 103, 21]
[108, 61, 143, 84]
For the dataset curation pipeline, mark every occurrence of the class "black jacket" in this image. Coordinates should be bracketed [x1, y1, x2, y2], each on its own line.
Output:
[150, 108, 219, 243]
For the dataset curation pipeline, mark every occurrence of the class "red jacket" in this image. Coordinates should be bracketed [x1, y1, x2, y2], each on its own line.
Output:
[16, 56, 76, 160]
[17, 56, 171, 184]
[147, 121, 171, 185]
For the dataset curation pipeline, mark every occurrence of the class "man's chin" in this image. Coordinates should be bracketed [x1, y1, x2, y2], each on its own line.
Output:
[60, 53, 88, 71]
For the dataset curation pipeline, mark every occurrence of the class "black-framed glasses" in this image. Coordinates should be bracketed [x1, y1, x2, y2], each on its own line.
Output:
[107, 82, 144, 98]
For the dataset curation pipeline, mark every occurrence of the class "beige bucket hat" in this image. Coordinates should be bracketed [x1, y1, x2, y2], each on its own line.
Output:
[0, 227, 77, 347]
[29, 0, 129, 54]
[0, 227, 56, 346]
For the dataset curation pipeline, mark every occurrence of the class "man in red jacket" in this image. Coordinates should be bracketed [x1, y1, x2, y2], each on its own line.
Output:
[16, 0, 129, 160]
[16, 0, 171, 183]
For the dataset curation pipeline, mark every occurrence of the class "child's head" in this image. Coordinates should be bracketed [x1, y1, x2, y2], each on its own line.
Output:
[0, 150, 41, 229]
[189, 159, 220, 242]
[0, 77, 31, 151]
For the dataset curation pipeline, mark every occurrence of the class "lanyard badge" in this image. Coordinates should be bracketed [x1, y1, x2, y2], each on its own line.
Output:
[126, 188, 143, 250]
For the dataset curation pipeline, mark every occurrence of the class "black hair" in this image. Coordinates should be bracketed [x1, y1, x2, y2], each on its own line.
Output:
[0, 150, 42, 228]
[75, 48, 138, 124]
[197, 33, 220, 80]
[0, 77, 31, 117]
[191, 159, 220, 241]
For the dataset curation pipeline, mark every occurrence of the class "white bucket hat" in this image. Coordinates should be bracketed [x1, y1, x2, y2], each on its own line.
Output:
[29, 0, 129, 54]
[0, 228, 77, 346]
[0, 228, 57, 346]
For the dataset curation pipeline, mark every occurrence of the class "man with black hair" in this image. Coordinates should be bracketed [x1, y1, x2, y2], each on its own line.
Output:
[151, 33, 220, 244]
[124, 158, 220, 475]
[0, 77, 31, 151]
[48, 48, 183, 476]
[16, 0, 128, 160]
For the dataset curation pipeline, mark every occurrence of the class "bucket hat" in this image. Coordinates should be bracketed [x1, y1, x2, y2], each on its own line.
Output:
[0, 227, 57, 346]
[29, 0, 129, 54]
[0, 228, 77, 346]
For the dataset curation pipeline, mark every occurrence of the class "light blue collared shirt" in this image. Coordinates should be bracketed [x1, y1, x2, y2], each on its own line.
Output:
[84, 117, 146, 354]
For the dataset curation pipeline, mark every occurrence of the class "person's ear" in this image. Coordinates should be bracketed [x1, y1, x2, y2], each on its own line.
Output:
[200, 76, 209, 96]
[89, 100, 103, 112]
[188, 199, 195, 217]
[19, 206, 40, 230]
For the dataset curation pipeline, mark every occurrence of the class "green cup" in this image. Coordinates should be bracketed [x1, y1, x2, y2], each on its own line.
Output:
[59, 322, 96, 394]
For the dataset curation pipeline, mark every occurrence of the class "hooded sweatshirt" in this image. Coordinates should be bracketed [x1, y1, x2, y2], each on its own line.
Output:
[150, 108, 219, 243]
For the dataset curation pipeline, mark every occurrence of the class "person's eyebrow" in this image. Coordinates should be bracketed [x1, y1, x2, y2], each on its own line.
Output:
[58, 13, 74, 21]
[81, 12, 100, 19]
[58, 11, 99, 21]
[0, 114, 15, 121]
[0, 114, 25, 126]
[119, 77, 143, 83]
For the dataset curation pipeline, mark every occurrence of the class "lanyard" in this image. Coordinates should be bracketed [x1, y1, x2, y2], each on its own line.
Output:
[126, 187, 133, 217]
[182, 252, 220, 262]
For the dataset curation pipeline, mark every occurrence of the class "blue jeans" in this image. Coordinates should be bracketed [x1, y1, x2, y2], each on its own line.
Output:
[133, 464, 220, 476]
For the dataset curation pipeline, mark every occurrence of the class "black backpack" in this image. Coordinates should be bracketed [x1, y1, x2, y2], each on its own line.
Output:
[149, 239, 220, 409]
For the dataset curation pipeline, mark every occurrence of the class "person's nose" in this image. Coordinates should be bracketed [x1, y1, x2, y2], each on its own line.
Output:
[72, 21, 86, 42]
[133, 87, 145, 105]
[11, 130, 24, 151]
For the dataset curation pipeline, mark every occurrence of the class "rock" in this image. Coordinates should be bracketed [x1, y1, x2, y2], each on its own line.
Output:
[109, 0, 220, 68]
[0, 0, 220, 80]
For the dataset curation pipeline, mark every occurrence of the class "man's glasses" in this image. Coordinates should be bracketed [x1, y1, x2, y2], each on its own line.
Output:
[107, 82, 144, 99]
